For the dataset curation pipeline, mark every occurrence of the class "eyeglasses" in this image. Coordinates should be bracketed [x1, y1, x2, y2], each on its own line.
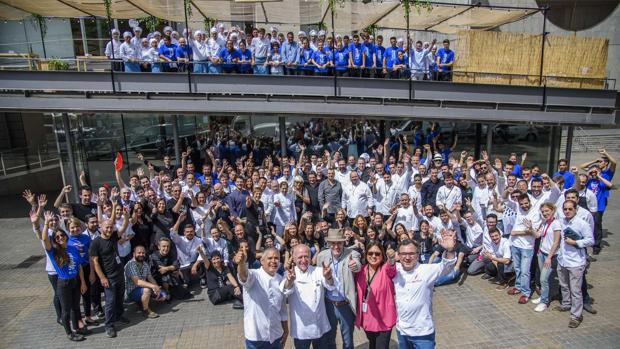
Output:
[367, 252, 382, 257]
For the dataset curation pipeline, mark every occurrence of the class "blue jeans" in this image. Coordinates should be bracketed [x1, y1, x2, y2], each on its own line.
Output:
[293, 336, 325, 349]
[124, 62, 141, 72]
[245, 337, 281, 349]
[324, 300, 355, 349]
[207, 61, 222, 74]
[397, 330, 435, 349]
[151, 63, 162, 73]
[511, 246, 534, 297]
[253, 57, 268, 74]
[103, 276, 125, 329]
[537, 252, 557, 304]
[434, 268, 460, 286]
[193, 61, 208, 73]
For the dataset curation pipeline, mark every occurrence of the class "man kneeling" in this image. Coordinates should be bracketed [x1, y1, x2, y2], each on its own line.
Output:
[124, 245, 167, 318]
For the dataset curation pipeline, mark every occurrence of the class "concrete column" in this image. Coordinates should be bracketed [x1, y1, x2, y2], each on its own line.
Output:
[279, 116, 287, 157]
[565, 126, 574, 163]
[61, 113, 79, 202]
[172, 115, 181, 166]
[486, 123, 494, 157]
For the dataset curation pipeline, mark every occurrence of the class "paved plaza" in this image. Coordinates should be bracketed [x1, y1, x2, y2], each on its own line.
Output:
[0, 156, 619, 349]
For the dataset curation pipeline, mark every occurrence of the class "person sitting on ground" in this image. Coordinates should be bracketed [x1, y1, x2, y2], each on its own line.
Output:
[124, 245, 167, 318]
[197, 247, 244, 309]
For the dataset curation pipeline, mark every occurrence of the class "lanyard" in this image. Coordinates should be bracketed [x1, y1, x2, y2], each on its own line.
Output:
[542, 218, 554, 238]
[364, 265, 379, 301]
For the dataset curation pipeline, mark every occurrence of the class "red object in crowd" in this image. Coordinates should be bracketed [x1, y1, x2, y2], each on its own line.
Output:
[114, 152, 123, 171]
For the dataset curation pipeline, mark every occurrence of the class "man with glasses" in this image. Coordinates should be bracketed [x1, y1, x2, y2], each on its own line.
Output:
[316, 229, 361, 349]
[555, 200, 594, 328]
[393, 229, 457, 348]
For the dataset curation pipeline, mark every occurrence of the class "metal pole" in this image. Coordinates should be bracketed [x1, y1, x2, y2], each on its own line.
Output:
[538, 7, 548, 85]
[172, 115, 181, 166]
[120, 114, 131, 177]
[406, 8, 411, 101]
[331, 4, 337, 97]
[474, 123, 482, 159]
[38, 18, 47, 59]
[106, 13, 117, 93]
[279, 116, 287, 157]
[183, 0, 192, 93]
[547, 126, 560, 174]
[565, 126, 574, 164]
[61, 113, 80, 202]
[79, 18, 89, 55]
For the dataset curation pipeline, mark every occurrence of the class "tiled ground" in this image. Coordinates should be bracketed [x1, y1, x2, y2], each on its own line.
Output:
[1, 155, 619, 348]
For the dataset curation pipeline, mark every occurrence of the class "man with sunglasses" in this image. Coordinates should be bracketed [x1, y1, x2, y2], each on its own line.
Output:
[555, 200, 594, 328]
[393, 229, 457, 348]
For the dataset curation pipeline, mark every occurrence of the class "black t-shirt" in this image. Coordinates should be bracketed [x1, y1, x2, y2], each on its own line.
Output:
[245, 200, 266, 235]
[165, 197, 193, 227]
[413, 231, 435, 256]
[206, 265, 231, 294]
[89, 233, 122, 280]
[435, 241, 471, 256]
[70, 202, 97, 222]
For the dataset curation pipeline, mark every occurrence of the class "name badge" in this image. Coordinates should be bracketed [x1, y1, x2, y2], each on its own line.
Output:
[362, 302, 368, 313]
[115, 255, 122, 264]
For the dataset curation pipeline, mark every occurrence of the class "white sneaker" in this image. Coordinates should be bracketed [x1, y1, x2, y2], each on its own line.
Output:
[534, 303, 548, 312]
[531, 297, 541, 305]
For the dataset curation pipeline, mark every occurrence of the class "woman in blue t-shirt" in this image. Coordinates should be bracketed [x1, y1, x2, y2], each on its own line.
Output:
[34, 211, 87, 342]
[238, 40, 253, 74]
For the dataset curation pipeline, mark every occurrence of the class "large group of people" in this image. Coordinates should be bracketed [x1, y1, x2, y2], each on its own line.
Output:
[105, 24, 454, 80]
[24, 119, 614, 348]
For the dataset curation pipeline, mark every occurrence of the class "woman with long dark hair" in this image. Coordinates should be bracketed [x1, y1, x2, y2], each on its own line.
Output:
[33, 211, 87, 342]
[354, 241, 397, 349]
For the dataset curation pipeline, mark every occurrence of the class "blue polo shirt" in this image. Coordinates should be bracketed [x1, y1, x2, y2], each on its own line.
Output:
[333, 48, 349, 71]
[436, 47, 454, 71]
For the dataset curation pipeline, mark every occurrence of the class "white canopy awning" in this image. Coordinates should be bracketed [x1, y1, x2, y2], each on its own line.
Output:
[0, 0, 540, 34]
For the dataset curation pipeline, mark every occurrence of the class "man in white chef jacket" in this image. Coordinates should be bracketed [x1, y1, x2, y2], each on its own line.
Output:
[237, 247, 289, 349]
[281, 244, 335, 348]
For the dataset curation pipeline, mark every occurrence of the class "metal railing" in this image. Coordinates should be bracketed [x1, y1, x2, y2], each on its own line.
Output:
[0, 56, 615, 91]
[0, 145, 60, 177]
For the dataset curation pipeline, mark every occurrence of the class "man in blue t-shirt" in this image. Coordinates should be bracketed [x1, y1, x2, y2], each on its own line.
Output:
[373, 35, 386, 78]
[158, 36, 178, 72]
[217, 40, 241, 74]
[175, 37, 193, 72]
[553, 159, 575, 189]
[348, 34, 364, 77]
[333, 41, 349, 77]
[586, 164, 613, 254]
[312, 41, 332, 76]
[384, 37, 402, 78]
[436, 39, 454, 81]
[361, 33, 374, 78]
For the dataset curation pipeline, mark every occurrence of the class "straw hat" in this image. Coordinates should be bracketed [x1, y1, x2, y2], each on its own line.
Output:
[325, 228, 346, 242]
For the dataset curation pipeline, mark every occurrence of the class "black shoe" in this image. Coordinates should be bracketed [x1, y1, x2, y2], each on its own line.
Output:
[85, 317, 98, 325]
[96, 310, 105, 319]
[568, 317, 583, 328]
[105, 327, 117, 338]
[200, 279, 207, 289]
[593, 248, 601, 255]
[116, 316, 130, 324]
[553, 305, 570, 312]
[481, 274, 492, 280]
[68, 332, 85, 342]
[583, 303, 598, 314]
[232, 300, 244, 310]
[76, 327, 91, 335]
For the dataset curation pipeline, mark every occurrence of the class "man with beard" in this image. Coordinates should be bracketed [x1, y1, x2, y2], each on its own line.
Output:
[124, 245, 166, 319]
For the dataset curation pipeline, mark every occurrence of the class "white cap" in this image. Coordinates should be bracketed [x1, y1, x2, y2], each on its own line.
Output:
[149, 38, 158, 45]
[318, 30, 326, 36]
[194, 30, 203, 37]
[123, 31, 132, 38]
[171, 31, 179, 37]
[163, 26, 173, 33]
[270, 26, 278, 32]
[216, 23, 224, 30]
[336, 34, 342, 40]
[397, 37, 404, 43]
[210, 27, 217, 34]
[230, 32, 238, 39]
[309, 29, 317, 36]
[298, 31, 306, 37]
[140, 37, 148, 43]
[133, 26, 142, 33]
[153, 31, 161, 37]
[111, 28, 120, 35]
[369, 35, 374, 40]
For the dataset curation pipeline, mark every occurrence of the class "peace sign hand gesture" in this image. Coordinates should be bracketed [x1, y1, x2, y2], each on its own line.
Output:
[322, 261, 333, 281]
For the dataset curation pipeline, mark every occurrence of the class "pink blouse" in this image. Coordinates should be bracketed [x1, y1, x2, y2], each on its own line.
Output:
[354, 262, 397, 332]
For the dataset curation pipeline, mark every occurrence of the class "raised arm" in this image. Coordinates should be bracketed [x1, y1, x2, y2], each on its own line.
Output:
[53, 185, 72, 208]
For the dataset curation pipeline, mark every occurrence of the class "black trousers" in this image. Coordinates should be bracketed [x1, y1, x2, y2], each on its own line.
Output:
[80, 264, 92, 317]
[90, 273, 103, 314]
[485, 260, 506, 283]
[47, 273, 62, 321]
[365, 328, 392, 349]
[57, 277, 81, 335]
[179, 263, 206, 286]
[594, 211, 604, 250]
[208, 284, 242, 305]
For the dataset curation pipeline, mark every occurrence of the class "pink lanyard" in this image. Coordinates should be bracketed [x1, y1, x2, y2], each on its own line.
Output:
[541, 218, 554, 238]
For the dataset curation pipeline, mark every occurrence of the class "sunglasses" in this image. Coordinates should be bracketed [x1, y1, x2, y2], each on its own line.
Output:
[367, 251, 382, 257]
[54, 234, 67, 241]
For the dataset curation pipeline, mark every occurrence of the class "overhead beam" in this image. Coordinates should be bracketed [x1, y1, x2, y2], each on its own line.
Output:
[189, 0, 209, 20]
[425, 3, 477, 31]
[359, 3, 401, 32]
[260, 2, 269, 23]
[55, 0, 95, 17]
[124, 0, 156, 18]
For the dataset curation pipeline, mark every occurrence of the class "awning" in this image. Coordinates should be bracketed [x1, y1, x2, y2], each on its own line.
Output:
[0, 0, 541, 34]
